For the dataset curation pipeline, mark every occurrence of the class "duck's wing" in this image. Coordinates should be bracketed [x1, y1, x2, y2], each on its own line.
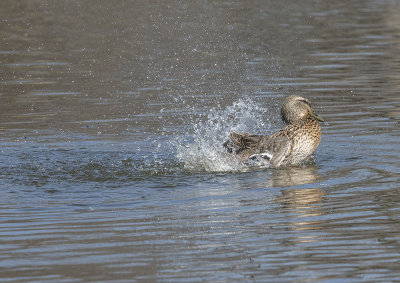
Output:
[229, 132, 264, 149]
[247, 134, 291, 167]
[224, 132, 291, 167]
[264, 135, 290, 167]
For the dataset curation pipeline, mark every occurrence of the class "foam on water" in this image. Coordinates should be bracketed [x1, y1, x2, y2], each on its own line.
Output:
[175, 98, 275, 172]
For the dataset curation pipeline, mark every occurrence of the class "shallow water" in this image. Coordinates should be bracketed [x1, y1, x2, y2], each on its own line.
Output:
[1, 0, 400, 282]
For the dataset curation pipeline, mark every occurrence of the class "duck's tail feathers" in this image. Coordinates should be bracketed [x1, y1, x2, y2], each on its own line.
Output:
[228, 132, 263, 149]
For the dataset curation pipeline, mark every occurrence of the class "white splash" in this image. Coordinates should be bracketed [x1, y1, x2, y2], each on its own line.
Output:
[175, 98, 275, 172]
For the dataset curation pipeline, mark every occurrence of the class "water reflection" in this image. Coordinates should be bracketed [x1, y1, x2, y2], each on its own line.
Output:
[270, 165, 320, 187]
[277, 187, 325, 232]
[1, 0, 400, 282]
[273, 166, 324, 245]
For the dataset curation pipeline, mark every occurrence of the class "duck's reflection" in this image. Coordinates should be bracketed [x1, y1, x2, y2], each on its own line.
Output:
[269, 165, 320, 187]
[273, 165, 325, 242]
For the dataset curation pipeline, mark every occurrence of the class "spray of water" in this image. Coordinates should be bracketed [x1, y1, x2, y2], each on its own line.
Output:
[175, 98, 275, 172]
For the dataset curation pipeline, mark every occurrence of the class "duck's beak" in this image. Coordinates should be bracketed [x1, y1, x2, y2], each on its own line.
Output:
[310, 110, 324, 122]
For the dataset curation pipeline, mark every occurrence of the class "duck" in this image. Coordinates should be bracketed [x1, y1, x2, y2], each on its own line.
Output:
[223, 95, 324, 168]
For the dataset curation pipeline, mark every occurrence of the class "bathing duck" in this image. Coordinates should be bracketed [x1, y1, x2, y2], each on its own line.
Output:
[224, 95, 324, 167]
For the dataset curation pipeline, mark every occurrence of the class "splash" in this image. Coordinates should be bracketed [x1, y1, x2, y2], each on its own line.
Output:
[175, 98, 275, 172]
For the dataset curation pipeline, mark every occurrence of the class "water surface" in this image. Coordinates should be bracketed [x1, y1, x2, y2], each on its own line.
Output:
[1, 0, 400, 282]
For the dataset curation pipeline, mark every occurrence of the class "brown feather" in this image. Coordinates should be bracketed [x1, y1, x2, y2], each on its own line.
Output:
[223, 95, 323, 167]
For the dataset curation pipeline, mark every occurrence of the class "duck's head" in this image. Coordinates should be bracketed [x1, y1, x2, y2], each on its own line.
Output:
[281, 95, 324, 124]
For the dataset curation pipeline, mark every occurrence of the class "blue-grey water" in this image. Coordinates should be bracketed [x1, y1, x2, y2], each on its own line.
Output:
[1, 0, 400, 282]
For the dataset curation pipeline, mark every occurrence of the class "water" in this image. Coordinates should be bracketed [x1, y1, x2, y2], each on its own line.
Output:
[1, 0, 400, 282]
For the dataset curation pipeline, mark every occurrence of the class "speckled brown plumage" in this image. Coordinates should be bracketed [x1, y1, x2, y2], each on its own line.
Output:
[224, 95, 323, 167]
